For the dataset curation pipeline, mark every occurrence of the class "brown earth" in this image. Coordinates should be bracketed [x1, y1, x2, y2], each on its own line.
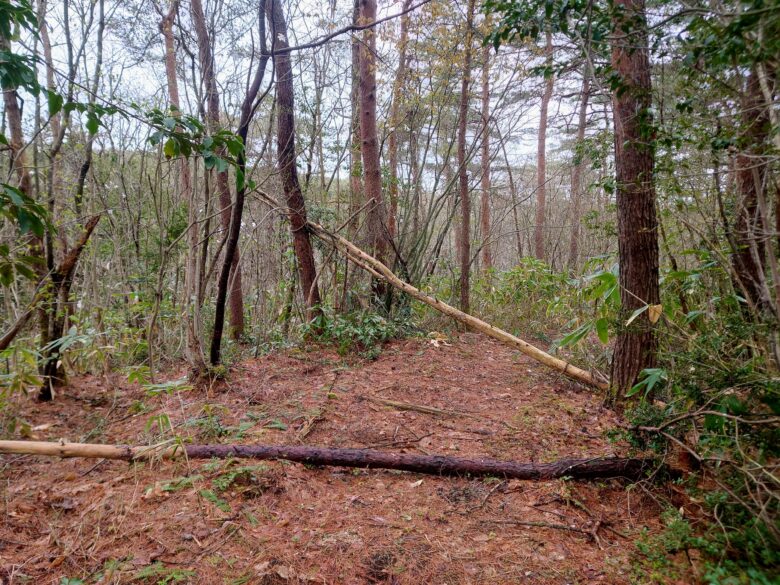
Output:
[0, 333, 677, 584]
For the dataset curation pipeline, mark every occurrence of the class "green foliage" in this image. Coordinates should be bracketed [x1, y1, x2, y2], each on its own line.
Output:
[633, 508, 779, 584]
[132, 562, 195, 584]
[0, 345, 41, 402]
[302, 308, 415, 358]
[142, 377, 192, 397]
[145, 107, 252, 191]
[468, 258, 578, 339]
[0, 185, 48, 286]
[198, 488, 230, 513]
[625, 307, 780, 580]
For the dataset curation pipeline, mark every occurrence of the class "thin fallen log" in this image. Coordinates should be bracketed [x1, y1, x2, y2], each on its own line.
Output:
[256, 191, 608, 391]
[0, 440, 652, 481]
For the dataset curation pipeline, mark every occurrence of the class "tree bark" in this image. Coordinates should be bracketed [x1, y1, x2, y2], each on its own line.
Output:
[568, 69, 590, 271]
[457, 0, 476, 312]
[731, 70, 773, 317]
[267, 0, 322, 321]
[190, 0, 245, 343]
[480, 44, 493, 272]
[609, 0, 660, 397]
[0, 440, 654, 481]
[359, 0, 390, 300]
[387, 0, 412, 241]
[533, 29, 554, 261]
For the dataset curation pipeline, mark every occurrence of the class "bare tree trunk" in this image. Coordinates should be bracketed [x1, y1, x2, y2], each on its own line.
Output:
[266, 0, 322, 321]
[609, 0, 660, 397]
[387, 0, 412, 242]
[39, 216, 102, 400]
[348, 0, 363, 243]
[190, 0, 245, 342]
[457, 0, 476, 312]
[567, 69, 590, 271]
[159, 0, 206, 374]
[480, 44, 493, 272]
[359, 0, 390, 303]
[533, 29, 554, 261]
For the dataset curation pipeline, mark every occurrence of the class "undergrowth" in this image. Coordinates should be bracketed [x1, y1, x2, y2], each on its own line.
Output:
[301, 307, 417, 359]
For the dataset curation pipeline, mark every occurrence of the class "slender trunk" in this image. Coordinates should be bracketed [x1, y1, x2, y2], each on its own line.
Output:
[267, 0, 322, 321]
[387, 0, 412, 241]
[533, 30, 554, 261]
[480, 44, 493, 272]
[359, 0, 390, 300]
[568, 70, 590, 271]
[39, 216, 102, 400]
[609, 0, 660, 397]
[159, 0, 206, 373]
[348, 0, 363, 242]
[190, 0, 245, 342]
[457, 0, 476, 312]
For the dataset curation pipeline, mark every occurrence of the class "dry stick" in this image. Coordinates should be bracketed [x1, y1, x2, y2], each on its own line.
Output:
[0, 440, 653, 481]
[361, 395, 472, 418]
[480, 518, 597, 538]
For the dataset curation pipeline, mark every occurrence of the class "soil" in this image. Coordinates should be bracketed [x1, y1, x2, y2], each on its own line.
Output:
[0, 333, 675, 584]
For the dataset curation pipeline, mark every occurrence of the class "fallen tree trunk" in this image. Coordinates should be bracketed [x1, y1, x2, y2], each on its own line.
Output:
[257, 191, 608, 390]
[0, 440, 652, 481]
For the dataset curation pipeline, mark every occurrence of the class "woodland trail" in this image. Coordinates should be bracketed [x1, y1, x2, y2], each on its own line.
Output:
[0, 333, 676, 584]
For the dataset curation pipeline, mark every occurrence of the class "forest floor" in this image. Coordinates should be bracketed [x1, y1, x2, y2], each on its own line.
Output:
[0, 333, 689, 584]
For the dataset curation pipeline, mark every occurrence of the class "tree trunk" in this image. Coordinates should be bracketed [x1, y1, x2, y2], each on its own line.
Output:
[457, 0, 476, 312]
[159, 0, 206, 374]
[38, 215, 102, 400]
[568, 69, 590, 271]
[190, 0, 245, 343]
[609, 0, 660, 397]
[267, 0, 322, 321]
[533, 29, 554, 261]
[387, 0, 412, 241]
[480, 44, 493, 272]
[348, 0, 363, 243]
[0, 440, 653, 481]
[359, 0, 390, 303]
[731, 70, 773, 317]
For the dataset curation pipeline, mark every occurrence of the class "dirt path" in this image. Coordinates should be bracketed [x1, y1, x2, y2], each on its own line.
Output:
[0, 333, 666, 584]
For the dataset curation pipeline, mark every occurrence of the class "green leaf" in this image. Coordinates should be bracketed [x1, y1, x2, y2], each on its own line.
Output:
[627, 368, 667, 398]
[625, 305, 649, 326]
[214, 157, 229, 174]
[225, 137, 243, 158]
[556, 322, 593, 348]
[265, 419, 287, 431]
[163, 138, 177, 158]
[85, 114, 99, 135]
[199, 489, 230, 513]
[595, 318, 609, 344]
[684, 310, 705, 324]
[47, 91, 63, 117]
